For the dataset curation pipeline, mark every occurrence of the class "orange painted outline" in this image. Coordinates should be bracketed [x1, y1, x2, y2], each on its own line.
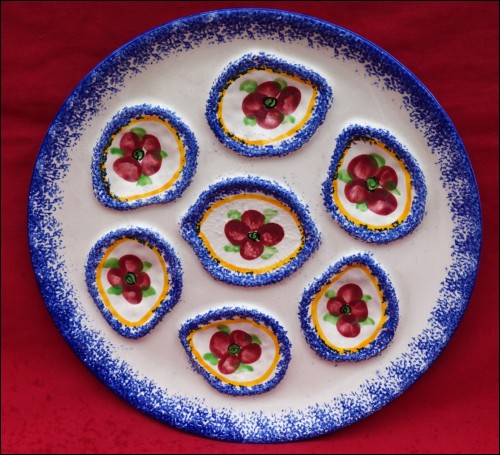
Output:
[188, 319, 280, 387]
[217, 68, 318, 146]
[198, 194, 305, 274]
[311, 264, 387, 353]
[332, 139, 412, 230]
[103, 116, 186, 201]
[96, 237, 169, 327]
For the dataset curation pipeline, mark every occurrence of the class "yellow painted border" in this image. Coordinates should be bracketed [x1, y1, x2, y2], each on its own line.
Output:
[198, 194, 305, 274]
[332, 139, 412, 230]
[96, 237, 169, 327]
[103, 115, 186, 201]
[311, 264, 387, 353]
[188, 319, 281, 387]
[217, 68, 318, 146]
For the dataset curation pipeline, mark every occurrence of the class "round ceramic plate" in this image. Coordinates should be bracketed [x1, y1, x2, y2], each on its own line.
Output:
[28, 9, 481, 443]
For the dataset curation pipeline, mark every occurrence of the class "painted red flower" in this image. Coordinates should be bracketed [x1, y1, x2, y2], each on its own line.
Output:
[342, 154, 399, 215]
[224, 209, 285, 260]
[112, 130, 164, 184]
[242, 80, 301, 129]
[209, 329, 262, 374]
[327, 283, 368, 337]
[106, 254, 153, 304]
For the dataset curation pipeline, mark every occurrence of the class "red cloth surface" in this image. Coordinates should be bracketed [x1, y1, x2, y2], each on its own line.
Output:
[2, 1, 498, 453]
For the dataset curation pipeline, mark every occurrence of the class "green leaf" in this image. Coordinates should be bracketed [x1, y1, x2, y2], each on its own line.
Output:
[142, 286, 156, 297]
[324, 290, 336, 299]
[224, 244, 240, 253]
[371, 153, 385, 168]
[137, 174, 153, 186]
[359, 317, 375, 326]
[244, 116, 257, 126]
[251, 334, 262, 345]
[274, 77, 288, 89]
[263, 208, 278, 223]
[239, 80, 258, 93]
[110, 147, 124, 156]
[356, 201, 368, 212]
[142, 261, 152, 272]
[338, 169, 353, 183]
[236, 363, 254, 373]
[107, 285, 123, 295]
[260, 246, 278, 260]
[103, 257, 119, 269]
[217, 324, 231, 334]
[203, 353, 219, 366]
[130, 127, 147, 138]
[362, 294, 372, 301]
[323, 313, 339, 325]
[160, 150, 168, 158]
[227, 209, 242, 220]
[391, 187, 401, 196]
[282, 114, 295, 124]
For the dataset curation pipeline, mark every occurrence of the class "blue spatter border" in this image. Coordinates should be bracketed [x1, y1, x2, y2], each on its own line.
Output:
[299, 253, 399, 362]
[179, 176, 321, 287]
[84, 227, 183, 339]
[206, 52, 333, 157]
[91, 104, 198, 210]
[322, 125, 427, 244]
[27, 8, 482, 443]
[179, 307, 292, 396]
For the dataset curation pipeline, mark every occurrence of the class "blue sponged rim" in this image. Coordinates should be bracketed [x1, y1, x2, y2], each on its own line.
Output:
[91, 104, 198, 210]
[205, 52, 333, 157]
[85, 227, 183, 339]
[299, 253, 399, 362]
[28, 8, 482, 443]
[322, 124, 427, 244]
[179, 306, 292, 396]
[179, 175, 321, 286]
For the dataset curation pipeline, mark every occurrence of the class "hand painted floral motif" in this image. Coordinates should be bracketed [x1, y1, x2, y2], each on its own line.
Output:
[203, 326, 262, 374]
[323, 283, 374, 337]
[103, 254, 156, 304]
[339, 153, 400, 215]
[111, 128, 168, 186]
[241, 79, 301, 129]
[224, 209, 285, 260]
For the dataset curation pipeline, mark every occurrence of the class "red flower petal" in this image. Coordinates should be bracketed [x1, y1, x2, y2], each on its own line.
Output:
[337, 314, 361, 337]
[113, 157, 142, 182]
[257, 109, 284, 129]
[119, 132, 142, 155]
[327, 298, 344, 316]
[376, 165, 398, 191]
[224, 219, 250, 246]
[349, 300, 369, 321]
[241, 210, 265, 230]
[276, 86, 301, 114]
[107, 268, 124, 287]
[367, 189, 398, 215]
[238, 343, 262, 364]
[258, 223, 285, 246]
[141, 151, 162, 176]
[240, 239, 264, 260]
[141, 134, 161, 153]
[119, 255, 143, 274]
[347, 154, 379, 180]
[255, 81, 281, 98]
[209, 331, 232, 358]
[337, 283, 363, 304]
[231, 330, 252, 347]
[344, 179, 368, 203]
[122, 285, 143, 304]
[135, 272, 151, 289]
[218, 354, 240, 374]
[242, 92, 266, 117]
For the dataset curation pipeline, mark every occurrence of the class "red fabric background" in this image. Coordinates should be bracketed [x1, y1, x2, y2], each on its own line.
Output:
[2, 2, 498, 453]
